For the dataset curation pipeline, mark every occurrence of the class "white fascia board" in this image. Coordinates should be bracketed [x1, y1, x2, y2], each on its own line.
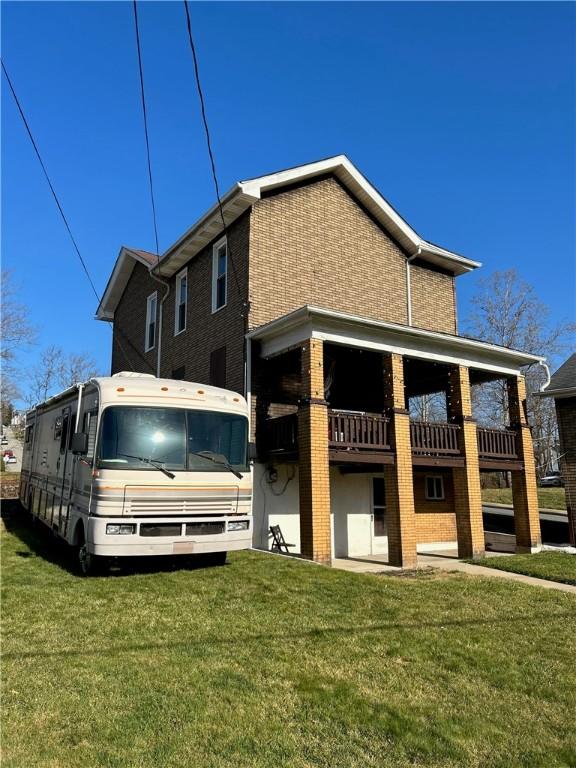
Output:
[153, 185, 258, 278]
[242, 156, 480, 276]
[96, 247, 152, 321]
[537, 387, 576, 399]
[249, 305, 543, 376]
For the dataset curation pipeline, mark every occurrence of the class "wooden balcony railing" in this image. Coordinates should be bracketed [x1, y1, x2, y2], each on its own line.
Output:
[410, 421, 461, 455]
[265, 412, 298, 454]
[477, 427, 518, 459]
[328, 411, 391, 451]
[264, 412, 519, 463]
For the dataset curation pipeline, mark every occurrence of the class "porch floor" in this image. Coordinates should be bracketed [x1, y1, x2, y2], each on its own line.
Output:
[331, 550, 576, 594]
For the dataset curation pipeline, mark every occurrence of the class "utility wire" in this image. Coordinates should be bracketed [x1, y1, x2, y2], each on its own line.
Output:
[182, 0, 245, 310]
[0, 60, 154, 373]
[132, 0, 160, 259]
[1, 59, 101, 305]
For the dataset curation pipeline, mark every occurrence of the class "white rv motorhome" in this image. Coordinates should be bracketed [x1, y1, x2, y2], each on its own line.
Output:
[20, 373, 253, 574]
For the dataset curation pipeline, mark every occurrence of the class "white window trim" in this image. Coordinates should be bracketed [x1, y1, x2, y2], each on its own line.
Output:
[425, 474, 445, 501]
[174, 268, 188, 336]
[145, 291, 158, 352]
[211, 236, 228, 314]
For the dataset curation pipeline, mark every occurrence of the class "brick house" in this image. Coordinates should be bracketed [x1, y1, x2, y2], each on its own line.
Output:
[97, 156, 544, 566]
[539, 354, 576, 546]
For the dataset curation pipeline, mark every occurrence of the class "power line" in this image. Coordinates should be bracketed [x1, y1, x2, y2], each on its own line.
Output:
[1, 59, 101, 305]
[181, 0, 245, 310]
[132, 0, 160, 259]
[1, 59, 151, 373]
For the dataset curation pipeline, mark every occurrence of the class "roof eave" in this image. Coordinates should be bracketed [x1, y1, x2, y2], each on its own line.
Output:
[247, 305, 544, 373]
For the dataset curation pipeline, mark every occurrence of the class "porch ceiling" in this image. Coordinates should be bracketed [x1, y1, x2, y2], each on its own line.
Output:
[247, 305, 545, 378]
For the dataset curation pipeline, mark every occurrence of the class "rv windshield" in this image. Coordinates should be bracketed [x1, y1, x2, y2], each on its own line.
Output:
[98, 406, 248, 472]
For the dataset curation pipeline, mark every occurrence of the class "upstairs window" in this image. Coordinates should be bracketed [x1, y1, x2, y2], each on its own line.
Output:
[212, 238, 227, 312]
[145, 292, 157, 352]
[175, 268, 187, 335]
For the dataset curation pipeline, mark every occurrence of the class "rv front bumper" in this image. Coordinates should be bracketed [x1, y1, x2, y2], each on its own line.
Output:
[88, 516, 252, 557]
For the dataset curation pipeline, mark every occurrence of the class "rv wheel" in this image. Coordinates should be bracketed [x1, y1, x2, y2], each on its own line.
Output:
[76, 533, 106, 577]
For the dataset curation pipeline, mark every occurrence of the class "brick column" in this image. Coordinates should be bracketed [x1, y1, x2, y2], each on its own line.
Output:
[447, 366, 485, 558]
[383, 354, 417, 568]
[298, 339, 331, 564]
[507, 376, 541, 553]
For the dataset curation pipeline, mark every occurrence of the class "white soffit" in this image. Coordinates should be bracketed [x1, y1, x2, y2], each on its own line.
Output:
[248, 306, 543, 377]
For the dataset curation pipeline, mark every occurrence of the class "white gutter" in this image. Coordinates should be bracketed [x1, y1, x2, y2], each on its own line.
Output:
[406, 246, 421, 326]
[149, 268, 171, 378]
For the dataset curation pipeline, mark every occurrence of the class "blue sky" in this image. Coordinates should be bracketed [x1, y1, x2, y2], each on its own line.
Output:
[2, 1, 574, 401]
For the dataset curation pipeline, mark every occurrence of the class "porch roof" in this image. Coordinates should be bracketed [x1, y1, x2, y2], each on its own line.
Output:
[247, 306, 545, 377]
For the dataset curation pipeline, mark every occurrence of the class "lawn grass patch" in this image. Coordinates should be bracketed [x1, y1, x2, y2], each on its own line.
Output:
[472, 551, 576, 586]
[2, 509, 576, 768]
[482, 487, 566, 510]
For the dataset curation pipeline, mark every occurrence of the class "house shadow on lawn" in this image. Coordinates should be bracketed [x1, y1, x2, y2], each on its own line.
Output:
[1, 499, 228, 578]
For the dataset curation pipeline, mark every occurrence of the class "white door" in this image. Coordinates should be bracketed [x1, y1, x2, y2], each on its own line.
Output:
[371, 477, 389, 555]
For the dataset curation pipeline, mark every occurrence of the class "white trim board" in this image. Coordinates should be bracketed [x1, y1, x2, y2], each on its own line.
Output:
[247, 305, 544, 377]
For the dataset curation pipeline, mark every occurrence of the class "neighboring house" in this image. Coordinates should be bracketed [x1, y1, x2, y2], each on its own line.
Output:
[539, 354, 576, 546]
[97, 155, 544, 566]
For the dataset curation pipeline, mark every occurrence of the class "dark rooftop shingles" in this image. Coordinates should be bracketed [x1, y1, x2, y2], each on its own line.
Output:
[546, 353, 576, 393]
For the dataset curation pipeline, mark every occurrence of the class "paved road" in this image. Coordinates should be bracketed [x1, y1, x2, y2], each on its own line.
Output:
[1, 425, 23, 472]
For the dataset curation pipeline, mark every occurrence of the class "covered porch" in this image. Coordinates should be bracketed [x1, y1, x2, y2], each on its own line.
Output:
[248, 305, 544, 567]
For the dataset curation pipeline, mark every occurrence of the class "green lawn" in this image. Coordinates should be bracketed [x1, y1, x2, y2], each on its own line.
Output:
[482, 486, 566, 510]
[473, 552, 576, 586]
[2, 510, 576, 768]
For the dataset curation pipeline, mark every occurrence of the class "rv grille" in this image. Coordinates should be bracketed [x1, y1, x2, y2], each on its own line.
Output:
[140, 524, 183, 538]
[186, 522, 225, 536]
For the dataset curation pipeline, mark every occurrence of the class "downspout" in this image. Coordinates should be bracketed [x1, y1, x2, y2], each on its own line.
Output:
[538, 360, 551, 392]
[406, 246, 421, 326]
[149, 267, 171, 378]
[245, 336, 252, 438]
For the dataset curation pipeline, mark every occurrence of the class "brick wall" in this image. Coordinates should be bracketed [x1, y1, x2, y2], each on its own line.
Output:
[413, 469, 457, 542]
[159, 213, 250, 395]
[249, 175, 457, 334]
[249, 176, 409, 328]
[112, 262, 158, 375]
[410, 263, 457, 334]
[555, 397, 576, 545]
[112, 214, 250, 395]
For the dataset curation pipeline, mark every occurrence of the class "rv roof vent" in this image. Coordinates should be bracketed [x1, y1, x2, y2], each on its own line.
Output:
[112, 372, 156, 379]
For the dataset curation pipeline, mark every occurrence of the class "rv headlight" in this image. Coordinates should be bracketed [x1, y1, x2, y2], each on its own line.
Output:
[106, 524, 136, 535]
[228, 520, 249, 531]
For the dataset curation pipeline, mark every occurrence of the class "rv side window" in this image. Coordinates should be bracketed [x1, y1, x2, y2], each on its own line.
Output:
[54, 417, 63, 440]
[60, 414, 70, 454]
[83, 410, 98, 460]
[25, 425, 34, 443]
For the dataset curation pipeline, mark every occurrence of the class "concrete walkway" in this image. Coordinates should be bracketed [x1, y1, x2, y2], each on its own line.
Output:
[332, 552, 576, 595]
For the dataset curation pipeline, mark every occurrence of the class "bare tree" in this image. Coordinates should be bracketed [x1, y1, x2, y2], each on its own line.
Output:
[26, 347, 101, 406]
[1, 271, 36, 365]
[409, 392, 447, 422]
[58, 351, 100, 389]
[26, 346, 64, 407]
[1, 271, 37, 420]
[466, 269, 575, 475]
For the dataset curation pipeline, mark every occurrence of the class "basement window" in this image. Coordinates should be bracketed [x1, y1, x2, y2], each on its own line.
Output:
[175, 268, 187, 335]
[212, 237, 227, 312]
[145, 291, 157, 352]
[425, 475, 445, 501]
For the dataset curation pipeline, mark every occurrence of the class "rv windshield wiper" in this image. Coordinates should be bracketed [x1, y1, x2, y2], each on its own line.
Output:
[118, 453, 175, 479]
[190, 451, 243, 480]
